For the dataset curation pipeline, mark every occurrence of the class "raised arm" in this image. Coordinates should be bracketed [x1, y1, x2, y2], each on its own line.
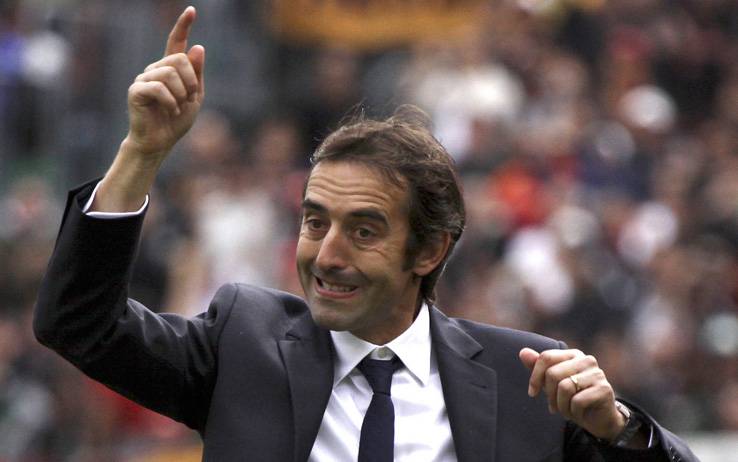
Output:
[34, 7, 222, 431]
[92, 6, 205, 212]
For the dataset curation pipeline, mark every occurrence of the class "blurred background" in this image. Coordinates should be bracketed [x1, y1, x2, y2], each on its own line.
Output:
[1, 0, 738, 460]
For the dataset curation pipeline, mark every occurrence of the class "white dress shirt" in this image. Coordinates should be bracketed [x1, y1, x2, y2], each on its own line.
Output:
[309, 305, 457, 461]
[82, 182, 149, 218]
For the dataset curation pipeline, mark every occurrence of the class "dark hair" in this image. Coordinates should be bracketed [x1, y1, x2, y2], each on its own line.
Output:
[309, 105, 465, 305]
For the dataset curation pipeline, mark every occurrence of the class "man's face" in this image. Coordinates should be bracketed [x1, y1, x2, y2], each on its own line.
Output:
[296, 161, 422, 344]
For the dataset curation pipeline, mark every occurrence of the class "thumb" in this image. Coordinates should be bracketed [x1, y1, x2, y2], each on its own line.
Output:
[188, 45, 206, 98]
[519, 347, 540, 370]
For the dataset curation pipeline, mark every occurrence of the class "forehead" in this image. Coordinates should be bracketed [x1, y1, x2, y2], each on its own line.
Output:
[304, 161, 408, 216]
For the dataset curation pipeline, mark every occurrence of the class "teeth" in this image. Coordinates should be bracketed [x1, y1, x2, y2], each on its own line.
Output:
[320, 280, 356, 292]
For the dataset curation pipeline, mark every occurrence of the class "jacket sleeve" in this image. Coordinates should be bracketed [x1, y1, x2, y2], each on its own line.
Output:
[34, 181, 232, 432]
[564, 399, 700, 462]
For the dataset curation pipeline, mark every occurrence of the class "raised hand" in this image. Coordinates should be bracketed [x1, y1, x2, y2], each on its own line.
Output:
[126, 6, 205, 157]
[91, 7, 205, 213]
[519, 348, 628, 442]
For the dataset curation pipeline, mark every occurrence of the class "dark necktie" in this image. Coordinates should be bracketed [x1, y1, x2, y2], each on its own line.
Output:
[357, 355, 402, 462]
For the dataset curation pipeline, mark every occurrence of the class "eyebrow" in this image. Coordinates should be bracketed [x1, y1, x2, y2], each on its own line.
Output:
[301, 199, 389, 227]
[301, 199, 327, 214]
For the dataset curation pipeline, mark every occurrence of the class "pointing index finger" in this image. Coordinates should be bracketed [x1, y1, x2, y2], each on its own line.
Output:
[165, 6, 196, 56]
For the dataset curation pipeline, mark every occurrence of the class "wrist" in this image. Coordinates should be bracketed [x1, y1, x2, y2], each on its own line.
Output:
[90, 139, 163, 213]
[607, 401, 629, 441]
[120, 136, 170, 166]
[602, 401, 648, 449]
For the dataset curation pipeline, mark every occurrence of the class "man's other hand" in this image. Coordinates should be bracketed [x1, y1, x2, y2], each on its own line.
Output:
[519, 347, 628, 442]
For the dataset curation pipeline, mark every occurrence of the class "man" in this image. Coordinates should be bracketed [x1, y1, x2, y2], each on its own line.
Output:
[34, 7, 698, 462]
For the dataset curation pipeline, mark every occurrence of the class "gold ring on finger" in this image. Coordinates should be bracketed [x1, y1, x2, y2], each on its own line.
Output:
[569, 374, 581, 393]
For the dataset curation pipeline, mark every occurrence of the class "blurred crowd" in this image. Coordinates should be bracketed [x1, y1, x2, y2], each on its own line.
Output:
[2, 0, 738, 460]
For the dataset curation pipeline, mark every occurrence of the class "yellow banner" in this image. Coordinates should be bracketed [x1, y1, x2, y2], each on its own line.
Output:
[271, 0, 488, 50]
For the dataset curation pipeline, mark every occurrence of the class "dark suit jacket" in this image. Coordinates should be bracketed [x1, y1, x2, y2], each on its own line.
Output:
[34, 183, 698, 461]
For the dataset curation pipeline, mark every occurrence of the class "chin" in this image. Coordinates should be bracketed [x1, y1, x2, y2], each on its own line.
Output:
[308, 304, 354, 332]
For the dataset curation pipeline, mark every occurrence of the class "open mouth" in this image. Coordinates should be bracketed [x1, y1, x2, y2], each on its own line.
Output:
[315, 276, 358, 298]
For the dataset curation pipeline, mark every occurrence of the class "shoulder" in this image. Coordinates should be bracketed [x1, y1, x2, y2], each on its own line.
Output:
[205, 283, 311, 336]
[218, 283, 308, 311]
[431, 307, 564, 362]
[210, 283, 309, 318]
[454, 317, 563, 351]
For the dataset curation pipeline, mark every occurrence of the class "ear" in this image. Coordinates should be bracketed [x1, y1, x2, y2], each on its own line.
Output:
[411, 232, 452, 277]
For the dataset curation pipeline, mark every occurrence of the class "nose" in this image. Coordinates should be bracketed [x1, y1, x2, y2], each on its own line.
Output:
[314, 227, 350, 271]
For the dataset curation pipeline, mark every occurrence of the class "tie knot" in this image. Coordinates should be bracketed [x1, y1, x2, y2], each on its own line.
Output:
[358, 356, 402, 396]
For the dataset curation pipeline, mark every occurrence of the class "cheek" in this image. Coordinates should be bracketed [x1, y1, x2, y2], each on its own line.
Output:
[365, 239, 408, 268]
[295, 238, 317, 267]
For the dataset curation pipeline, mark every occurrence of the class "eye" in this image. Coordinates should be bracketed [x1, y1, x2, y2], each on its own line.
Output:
[302, 217, 327, 235]
[355, 227, 376, 240]
[306, 218, 325, 231]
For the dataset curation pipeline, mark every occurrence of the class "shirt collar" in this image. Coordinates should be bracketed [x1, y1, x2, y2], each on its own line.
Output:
[330, 304, 432, 387]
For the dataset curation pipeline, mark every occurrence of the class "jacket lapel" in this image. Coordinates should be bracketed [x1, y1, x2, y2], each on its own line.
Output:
[278, 312, 334, 462]
[431, 307, 498, 462]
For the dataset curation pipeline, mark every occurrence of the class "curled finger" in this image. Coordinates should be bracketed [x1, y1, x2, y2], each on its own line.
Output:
[136, 66, 189, 104]
[568, 369, 610, 420]
[529, 349, 583, 397]
[541, 353, 588, 411]
[143, 53, 198, 97]
[129, 81, 180, 116]
[555, 370, 594, 420]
